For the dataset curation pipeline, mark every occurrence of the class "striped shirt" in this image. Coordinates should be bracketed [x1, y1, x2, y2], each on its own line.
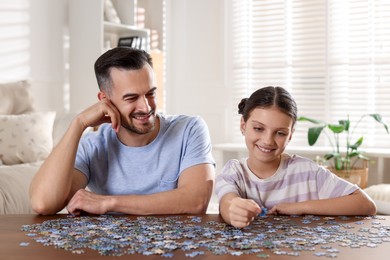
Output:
[215, 154, 358, 209]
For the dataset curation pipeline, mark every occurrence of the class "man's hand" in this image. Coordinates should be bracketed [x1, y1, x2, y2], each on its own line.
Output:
[227, 197, 262, 228]
[66, 189, 113, 216]
[77, 98, 121, 132]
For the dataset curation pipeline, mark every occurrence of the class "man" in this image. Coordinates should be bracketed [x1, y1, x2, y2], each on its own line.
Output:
[30, 47, 215, 216]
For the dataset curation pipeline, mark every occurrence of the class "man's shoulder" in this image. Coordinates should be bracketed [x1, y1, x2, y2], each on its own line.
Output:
[80, 124, 114, 145]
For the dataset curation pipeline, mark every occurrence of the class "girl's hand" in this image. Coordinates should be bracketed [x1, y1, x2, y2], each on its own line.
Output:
[268, 202, 305, 215]
[228, 197, 262, 228]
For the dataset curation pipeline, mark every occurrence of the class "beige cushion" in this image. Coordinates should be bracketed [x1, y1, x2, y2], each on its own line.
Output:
[364, 184, 390, 215]
[0, 112, 56, 165]
[0, 80, 35, 115]
[0, 162, 42, 214]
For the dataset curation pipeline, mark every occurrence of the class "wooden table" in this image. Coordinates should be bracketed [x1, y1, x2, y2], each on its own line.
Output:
[1, 214, 390, 260]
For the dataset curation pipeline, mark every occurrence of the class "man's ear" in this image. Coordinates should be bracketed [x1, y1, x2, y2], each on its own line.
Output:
[240, 117, 246, 135]
[98, 91, 107, 101]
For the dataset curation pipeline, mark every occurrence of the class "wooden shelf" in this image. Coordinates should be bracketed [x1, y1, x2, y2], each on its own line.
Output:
[69, 0, 163, 112]
[104, 21, 149, 38]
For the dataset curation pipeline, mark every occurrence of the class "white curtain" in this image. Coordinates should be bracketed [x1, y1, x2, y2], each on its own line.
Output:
[227, 0, 390, 149]
[0, 0, 30, 81]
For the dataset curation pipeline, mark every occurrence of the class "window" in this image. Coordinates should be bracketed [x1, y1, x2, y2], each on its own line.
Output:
[227, 0, 390, 149]
[0, 0, 30, 81]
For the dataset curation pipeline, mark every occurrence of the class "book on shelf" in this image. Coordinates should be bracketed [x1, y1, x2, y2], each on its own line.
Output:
[117, 36, 145, 50]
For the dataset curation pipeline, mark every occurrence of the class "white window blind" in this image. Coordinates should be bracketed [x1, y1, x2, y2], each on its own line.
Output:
[227, 0, 390, 149]
[0, 0, 30, 81]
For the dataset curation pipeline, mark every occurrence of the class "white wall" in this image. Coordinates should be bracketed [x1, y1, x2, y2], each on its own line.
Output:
[29, 0, 68, 113]
[165, 0, 229, 145]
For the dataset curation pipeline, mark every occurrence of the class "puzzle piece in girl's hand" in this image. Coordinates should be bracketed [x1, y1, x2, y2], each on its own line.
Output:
[259, 207, 268, 217]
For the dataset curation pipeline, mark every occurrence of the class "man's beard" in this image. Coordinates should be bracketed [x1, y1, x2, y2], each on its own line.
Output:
[121, 110, 156, 135]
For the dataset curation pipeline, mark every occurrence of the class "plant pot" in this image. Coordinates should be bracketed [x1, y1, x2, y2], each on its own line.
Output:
[327, 167, 368, 189]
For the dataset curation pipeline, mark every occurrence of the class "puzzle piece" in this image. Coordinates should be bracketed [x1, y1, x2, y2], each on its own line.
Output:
[20, 214, 390, 258]
[259, 207, 268, 217]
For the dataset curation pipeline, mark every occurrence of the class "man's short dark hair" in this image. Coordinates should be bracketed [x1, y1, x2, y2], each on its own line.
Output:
[94, 47, 153, 94]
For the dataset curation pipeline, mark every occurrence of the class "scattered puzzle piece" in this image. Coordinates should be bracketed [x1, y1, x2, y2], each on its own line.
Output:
[20, 215, 390, 258]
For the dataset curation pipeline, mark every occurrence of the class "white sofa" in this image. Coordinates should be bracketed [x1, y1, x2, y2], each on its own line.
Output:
[0, 80, 75, 214]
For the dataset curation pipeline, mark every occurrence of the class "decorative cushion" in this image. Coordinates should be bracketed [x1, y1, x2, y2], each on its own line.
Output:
[0, 80, 35, 115]
[364, 184, 390, 215]
[0, 112, 56, 165]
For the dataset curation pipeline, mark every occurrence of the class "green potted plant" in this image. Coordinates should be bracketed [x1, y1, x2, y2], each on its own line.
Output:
[298, 114, 389, 188]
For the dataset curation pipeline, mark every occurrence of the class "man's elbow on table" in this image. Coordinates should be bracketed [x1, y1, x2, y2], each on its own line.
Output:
[30, 193, 64, 215]
[189, 185, 214, 214]
[188, 195, 211, 214]
[178, 165, 215, 214]
[177, 184, 213, 215]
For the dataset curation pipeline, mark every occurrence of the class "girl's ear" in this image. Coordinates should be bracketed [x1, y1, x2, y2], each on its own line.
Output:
[98, 91, 107, 101]
[240, 117, 246, 135]
[288, 127, 295, 142]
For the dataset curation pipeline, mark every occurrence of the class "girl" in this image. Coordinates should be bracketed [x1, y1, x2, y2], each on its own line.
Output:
[215, 86, 376, 228]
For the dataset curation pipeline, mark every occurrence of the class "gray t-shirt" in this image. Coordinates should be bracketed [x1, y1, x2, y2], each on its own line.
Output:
[75, 114, 215, 195]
